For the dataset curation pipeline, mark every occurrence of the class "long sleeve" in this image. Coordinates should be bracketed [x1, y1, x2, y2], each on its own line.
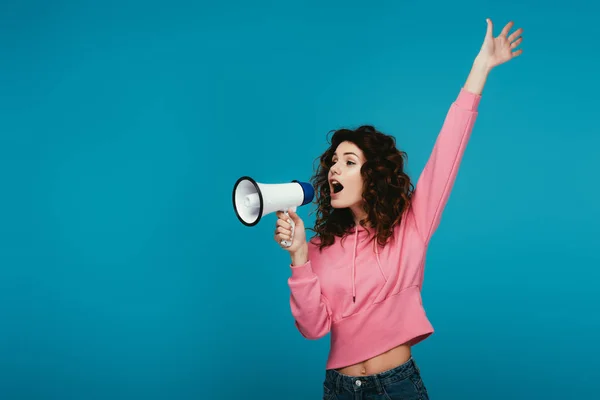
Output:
[287, 261, 332, 340]
[409, 88, 481, 243]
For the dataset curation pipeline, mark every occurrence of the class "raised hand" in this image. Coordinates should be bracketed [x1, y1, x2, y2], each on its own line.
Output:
[476, 19, 524, 69]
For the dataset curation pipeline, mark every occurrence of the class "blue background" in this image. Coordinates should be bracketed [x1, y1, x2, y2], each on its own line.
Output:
[1, 0, 598, 399]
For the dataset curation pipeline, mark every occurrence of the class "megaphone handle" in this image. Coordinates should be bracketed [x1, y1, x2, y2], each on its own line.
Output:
[280, 206, 296, 248]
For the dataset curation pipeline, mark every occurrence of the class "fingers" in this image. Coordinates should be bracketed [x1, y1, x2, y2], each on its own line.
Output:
[486, 18, 494, 38]
[500, 20, 514, 38]
[275, 227, 292, 238]
[276, 218, 292, 231]
[510, 36, 523, 49]
[510, 28, 524, 57]
[276, 209, 296, 221]
[275, 212, 293, 227]
[274, 212, 294, 243]
[508, 27, 523, 43]
[274, 225, 293, 243]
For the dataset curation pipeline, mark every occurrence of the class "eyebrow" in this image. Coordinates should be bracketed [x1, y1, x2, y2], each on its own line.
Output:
[333, 152, 359, 157]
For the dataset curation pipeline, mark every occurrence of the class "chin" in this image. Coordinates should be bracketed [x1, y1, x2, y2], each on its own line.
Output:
[330, 198, 349, 209]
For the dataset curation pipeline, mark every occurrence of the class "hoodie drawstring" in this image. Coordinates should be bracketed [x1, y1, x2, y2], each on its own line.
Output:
[352, 228, 358, 303]
[351, 227, 387, 304]
[375, 242, 387, 282]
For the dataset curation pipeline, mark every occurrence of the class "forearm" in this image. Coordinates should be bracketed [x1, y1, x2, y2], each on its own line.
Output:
[287, 255, 332, 340]
[464, 58, 492, 95]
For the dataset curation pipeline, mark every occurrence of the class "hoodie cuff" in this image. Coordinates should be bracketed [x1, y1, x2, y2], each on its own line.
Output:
[290, 260, 314, 280]
[455, 88, 482, 111]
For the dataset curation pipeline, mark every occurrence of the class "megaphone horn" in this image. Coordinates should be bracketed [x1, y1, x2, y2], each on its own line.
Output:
[232, 176, 314, 247]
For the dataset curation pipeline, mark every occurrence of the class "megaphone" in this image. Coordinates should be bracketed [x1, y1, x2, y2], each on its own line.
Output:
[232, 176, 314, 247]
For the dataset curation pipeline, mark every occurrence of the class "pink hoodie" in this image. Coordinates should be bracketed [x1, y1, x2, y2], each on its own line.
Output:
[287, 88, 481, 370]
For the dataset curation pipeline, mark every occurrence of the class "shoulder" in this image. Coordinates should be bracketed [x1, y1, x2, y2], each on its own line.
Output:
[306, 234, 339, 264]
[307, 235, 322, 255]
[389, 210, 427, 247]
[307, 233, 344, 251]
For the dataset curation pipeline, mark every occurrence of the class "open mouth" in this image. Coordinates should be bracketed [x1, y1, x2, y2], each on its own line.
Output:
[331, 181, 344, 194]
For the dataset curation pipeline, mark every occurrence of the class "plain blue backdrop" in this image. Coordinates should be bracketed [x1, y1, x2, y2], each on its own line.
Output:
[1, 0, 598, 399]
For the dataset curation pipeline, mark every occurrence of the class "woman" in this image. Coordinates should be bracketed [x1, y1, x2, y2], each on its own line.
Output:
[274, 18, 523, 400]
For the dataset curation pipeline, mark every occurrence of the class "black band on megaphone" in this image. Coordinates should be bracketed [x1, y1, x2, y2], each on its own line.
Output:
[232, 176, 263, 227]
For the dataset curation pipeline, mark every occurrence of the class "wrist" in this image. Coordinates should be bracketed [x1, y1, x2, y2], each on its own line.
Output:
[290, 245, 308, 266]
[464, 58, 492, 95]
[472, 56, 493, 74]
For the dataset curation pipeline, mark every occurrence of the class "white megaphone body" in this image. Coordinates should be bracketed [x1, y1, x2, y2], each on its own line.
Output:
[232, 176, 315, 247]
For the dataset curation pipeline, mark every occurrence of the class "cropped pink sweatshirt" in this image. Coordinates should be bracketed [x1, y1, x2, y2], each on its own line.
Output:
[287, 88, 481, 370]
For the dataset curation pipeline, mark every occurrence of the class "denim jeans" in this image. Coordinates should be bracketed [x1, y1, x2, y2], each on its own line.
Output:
[323, 357, 429, 400]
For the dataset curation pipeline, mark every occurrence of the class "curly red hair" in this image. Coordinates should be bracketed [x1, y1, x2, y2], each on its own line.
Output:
[307, 125, 414, 250]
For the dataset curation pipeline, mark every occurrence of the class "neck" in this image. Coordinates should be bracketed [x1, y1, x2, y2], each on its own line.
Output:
[350, 205, 369, 228]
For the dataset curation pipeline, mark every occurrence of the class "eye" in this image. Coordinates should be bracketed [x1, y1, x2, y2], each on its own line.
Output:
[347, 161, 355, 166]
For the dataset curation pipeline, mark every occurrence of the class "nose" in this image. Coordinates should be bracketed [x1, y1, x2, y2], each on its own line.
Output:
[330, 163, 341, 175]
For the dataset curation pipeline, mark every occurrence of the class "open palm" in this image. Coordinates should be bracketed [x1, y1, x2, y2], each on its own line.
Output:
[478, 19, 523, 68]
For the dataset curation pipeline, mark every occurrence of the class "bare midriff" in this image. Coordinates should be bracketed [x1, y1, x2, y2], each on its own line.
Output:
[335, 343, 411, 376]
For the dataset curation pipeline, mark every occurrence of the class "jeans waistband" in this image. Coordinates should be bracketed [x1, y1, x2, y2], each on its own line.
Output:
[325, 357, 418, 392]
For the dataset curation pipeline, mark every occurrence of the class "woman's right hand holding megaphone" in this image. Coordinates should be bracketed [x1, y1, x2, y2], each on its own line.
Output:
[274, 209, 308, 265]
